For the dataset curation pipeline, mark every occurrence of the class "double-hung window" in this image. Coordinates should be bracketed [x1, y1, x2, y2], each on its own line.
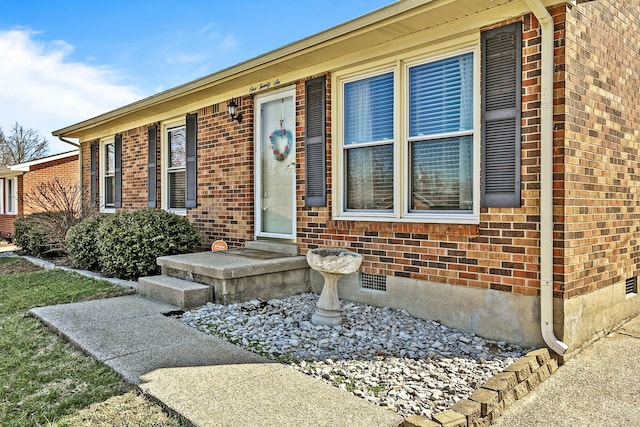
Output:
[4, 177, 17, 214]
[103, 141, 116, 209]
[408, 53, 474, 214]
[343, 71, 395, 212]
[166, 124, 187, 211]
[338, 49, 478, 223]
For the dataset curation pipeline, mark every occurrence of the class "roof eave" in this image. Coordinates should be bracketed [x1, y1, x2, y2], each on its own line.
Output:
[52, 0, 422, 138]
[53, 0, 574, 139]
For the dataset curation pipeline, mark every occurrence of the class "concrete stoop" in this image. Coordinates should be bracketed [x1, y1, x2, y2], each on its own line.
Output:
[403, 348, 558, 427]
[138, 245, 311, 309]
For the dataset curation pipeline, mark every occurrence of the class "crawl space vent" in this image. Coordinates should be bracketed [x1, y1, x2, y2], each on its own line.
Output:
[625, 277, 637, 295]
[361, 273, 387, 293]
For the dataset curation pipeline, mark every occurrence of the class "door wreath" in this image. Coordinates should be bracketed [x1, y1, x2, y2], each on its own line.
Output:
[269, 127, 293, 161]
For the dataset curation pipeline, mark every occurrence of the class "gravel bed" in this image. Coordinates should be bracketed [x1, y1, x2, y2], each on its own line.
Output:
[181, 293, 528, 419]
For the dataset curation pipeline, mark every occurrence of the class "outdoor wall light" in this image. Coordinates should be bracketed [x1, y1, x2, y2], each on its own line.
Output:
[227, 99, 242, 123]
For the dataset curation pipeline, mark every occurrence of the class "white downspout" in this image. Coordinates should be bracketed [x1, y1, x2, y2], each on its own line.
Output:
[524, 0, 568, 356]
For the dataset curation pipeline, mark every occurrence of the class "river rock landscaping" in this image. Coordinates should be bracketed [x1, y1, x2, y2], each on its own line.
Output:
[181, 293, 529, 419]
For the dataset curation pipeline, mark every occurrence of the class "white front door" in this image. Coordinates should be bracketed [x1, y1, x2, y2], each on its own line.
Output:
[255, 87, 296, 239]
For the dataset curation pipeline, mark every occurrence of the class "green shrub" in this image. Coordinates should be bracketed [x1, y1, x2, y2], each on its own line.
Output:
[13, 214, 47, 256]
[65, 215, 108, 270]
[97, 209, 199, 280]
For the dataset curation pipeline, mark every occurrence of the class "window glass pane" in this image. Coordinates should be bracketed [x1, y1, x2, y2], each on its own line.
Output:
[105, 143, 115, 173]
[105, 176, 115, 207]
[345, 144, 394, 210]
[409, 53, 473, 137]
[168, 127, 186, 168]
[410, 135, 473, 211]
[6, 179, 14, 213]
[169, 170, 186, 209]
[344, 72, 394, 145]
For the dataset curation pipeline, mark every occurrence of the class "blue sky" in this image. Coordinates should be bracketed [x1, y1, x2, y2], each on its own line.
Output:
[0, 0, 395, 154]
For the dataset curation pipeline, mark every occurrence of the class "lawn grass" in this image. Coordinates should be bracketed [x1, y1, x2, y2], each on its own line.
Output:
[0, 257, 182, 427]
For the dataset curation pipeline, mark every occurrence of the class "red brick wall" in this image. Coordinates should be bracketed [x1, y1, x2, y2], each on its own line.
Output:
[559, 0, 640, 298]
[83, 129, 154, 211]
[82, 4, 640, 303]
[293, 18, 556, 298]
[21, 155, 79, 215]
[121, 126, 149, 209]
[188, 101, 255, 247]
[0, 214, 16, 239]
[81, 142, 94, 211]
[0, 154, 78, 238]
[80, 15, 554, 297]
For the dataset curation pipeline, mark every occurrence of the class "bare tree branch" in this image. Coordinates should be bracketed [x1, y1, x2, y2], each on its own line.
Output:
[21, 177, 97, 253]
[0, 122, 49, 166]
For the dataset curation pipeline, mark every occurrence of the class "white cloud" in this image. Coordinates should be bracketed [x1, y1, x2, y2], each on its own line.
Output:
[222, 35, 238, 49]
[0, 29, 144, 154]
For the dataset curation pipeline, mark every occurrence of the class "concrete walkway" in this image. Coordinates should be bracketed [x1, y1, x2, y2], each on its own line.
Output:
[494, 315, 640, 427]
[26, 258, 640, 427]
[30, 295, 404, 427]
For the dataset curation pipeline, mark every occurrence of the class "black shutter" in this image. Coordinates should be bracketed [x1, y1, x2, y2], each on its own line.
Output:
[90, 141, 98, 208]
[147, 125, 157, 208]
[185, 113, 198, 209]
[481, 22, 522, 208]
[305, 76, 326, 207]
[114, 134, 122, 208]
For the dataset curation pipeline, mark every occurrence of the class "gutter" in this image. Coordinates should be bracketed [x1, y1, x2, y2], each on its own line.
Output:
[524, 0, 568, 356]
[57, 136, 80, 148]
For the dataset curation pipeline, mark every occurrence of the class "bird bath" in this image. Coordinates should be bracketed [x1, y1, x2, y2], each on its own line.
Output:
[307, 248, 363, 326]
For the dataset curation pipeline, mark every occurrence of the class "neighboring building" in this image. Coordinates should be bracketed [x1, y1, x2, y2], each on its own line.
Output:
[53, 0, 639, 359]
[0, 151, 79, 239]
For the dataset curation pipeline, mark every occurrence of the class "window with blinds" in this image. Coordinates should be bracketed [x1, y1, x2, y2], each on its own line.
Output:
[167, 126, 186, 210]
[339, 50, 477, 220]
[408, 53, 474, 212]
[104, 142, 115, 208]
[343, 71, 394, 211]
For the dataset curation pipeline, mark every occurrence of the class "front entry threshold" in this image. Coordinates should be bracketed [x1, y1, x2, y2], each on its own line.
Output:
[246, 240, 298, 255]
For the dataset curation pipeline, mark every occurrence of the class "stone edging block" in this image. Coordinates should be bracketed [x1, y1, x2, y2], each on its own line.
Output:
[403, 348, 558, 427]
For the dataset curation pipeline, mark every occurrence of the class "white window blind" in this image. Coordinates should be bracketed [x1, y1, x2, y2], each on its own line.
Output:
[409, 53, 473, 137]
[344, 72, 394, 145]
[344, 72, 395, 211]
[104, 142, 115, 208]
[167, 126, 186, 210]
[408, 53, 474, 213]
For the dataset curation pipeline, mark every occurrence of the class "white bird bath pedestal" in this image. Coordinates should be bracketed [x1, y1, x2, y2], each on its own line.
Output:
[307, 248, 363, 326]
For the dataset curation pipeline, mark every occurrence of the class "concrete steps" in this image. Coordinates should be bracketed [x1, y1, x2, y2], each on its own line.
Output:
[138, 244, 312, 308]
[138, 275, 212, 310]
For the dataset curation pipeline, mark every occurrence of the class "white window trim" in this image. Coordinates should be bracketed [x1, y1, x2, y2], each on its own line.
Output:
[338, 67, 398, 219]
[333, 45, 481, 225]
[161, 118, 187, 215]
[5, 177, 18, 215]
[0, 178, 5, 214]
[99, 137, 115, 213]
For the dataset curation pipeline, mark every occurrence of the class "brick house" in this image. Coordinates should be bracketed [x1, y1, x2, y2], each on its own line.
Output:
[0, 150, 79, 239]
[53, 0, 639, 359]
